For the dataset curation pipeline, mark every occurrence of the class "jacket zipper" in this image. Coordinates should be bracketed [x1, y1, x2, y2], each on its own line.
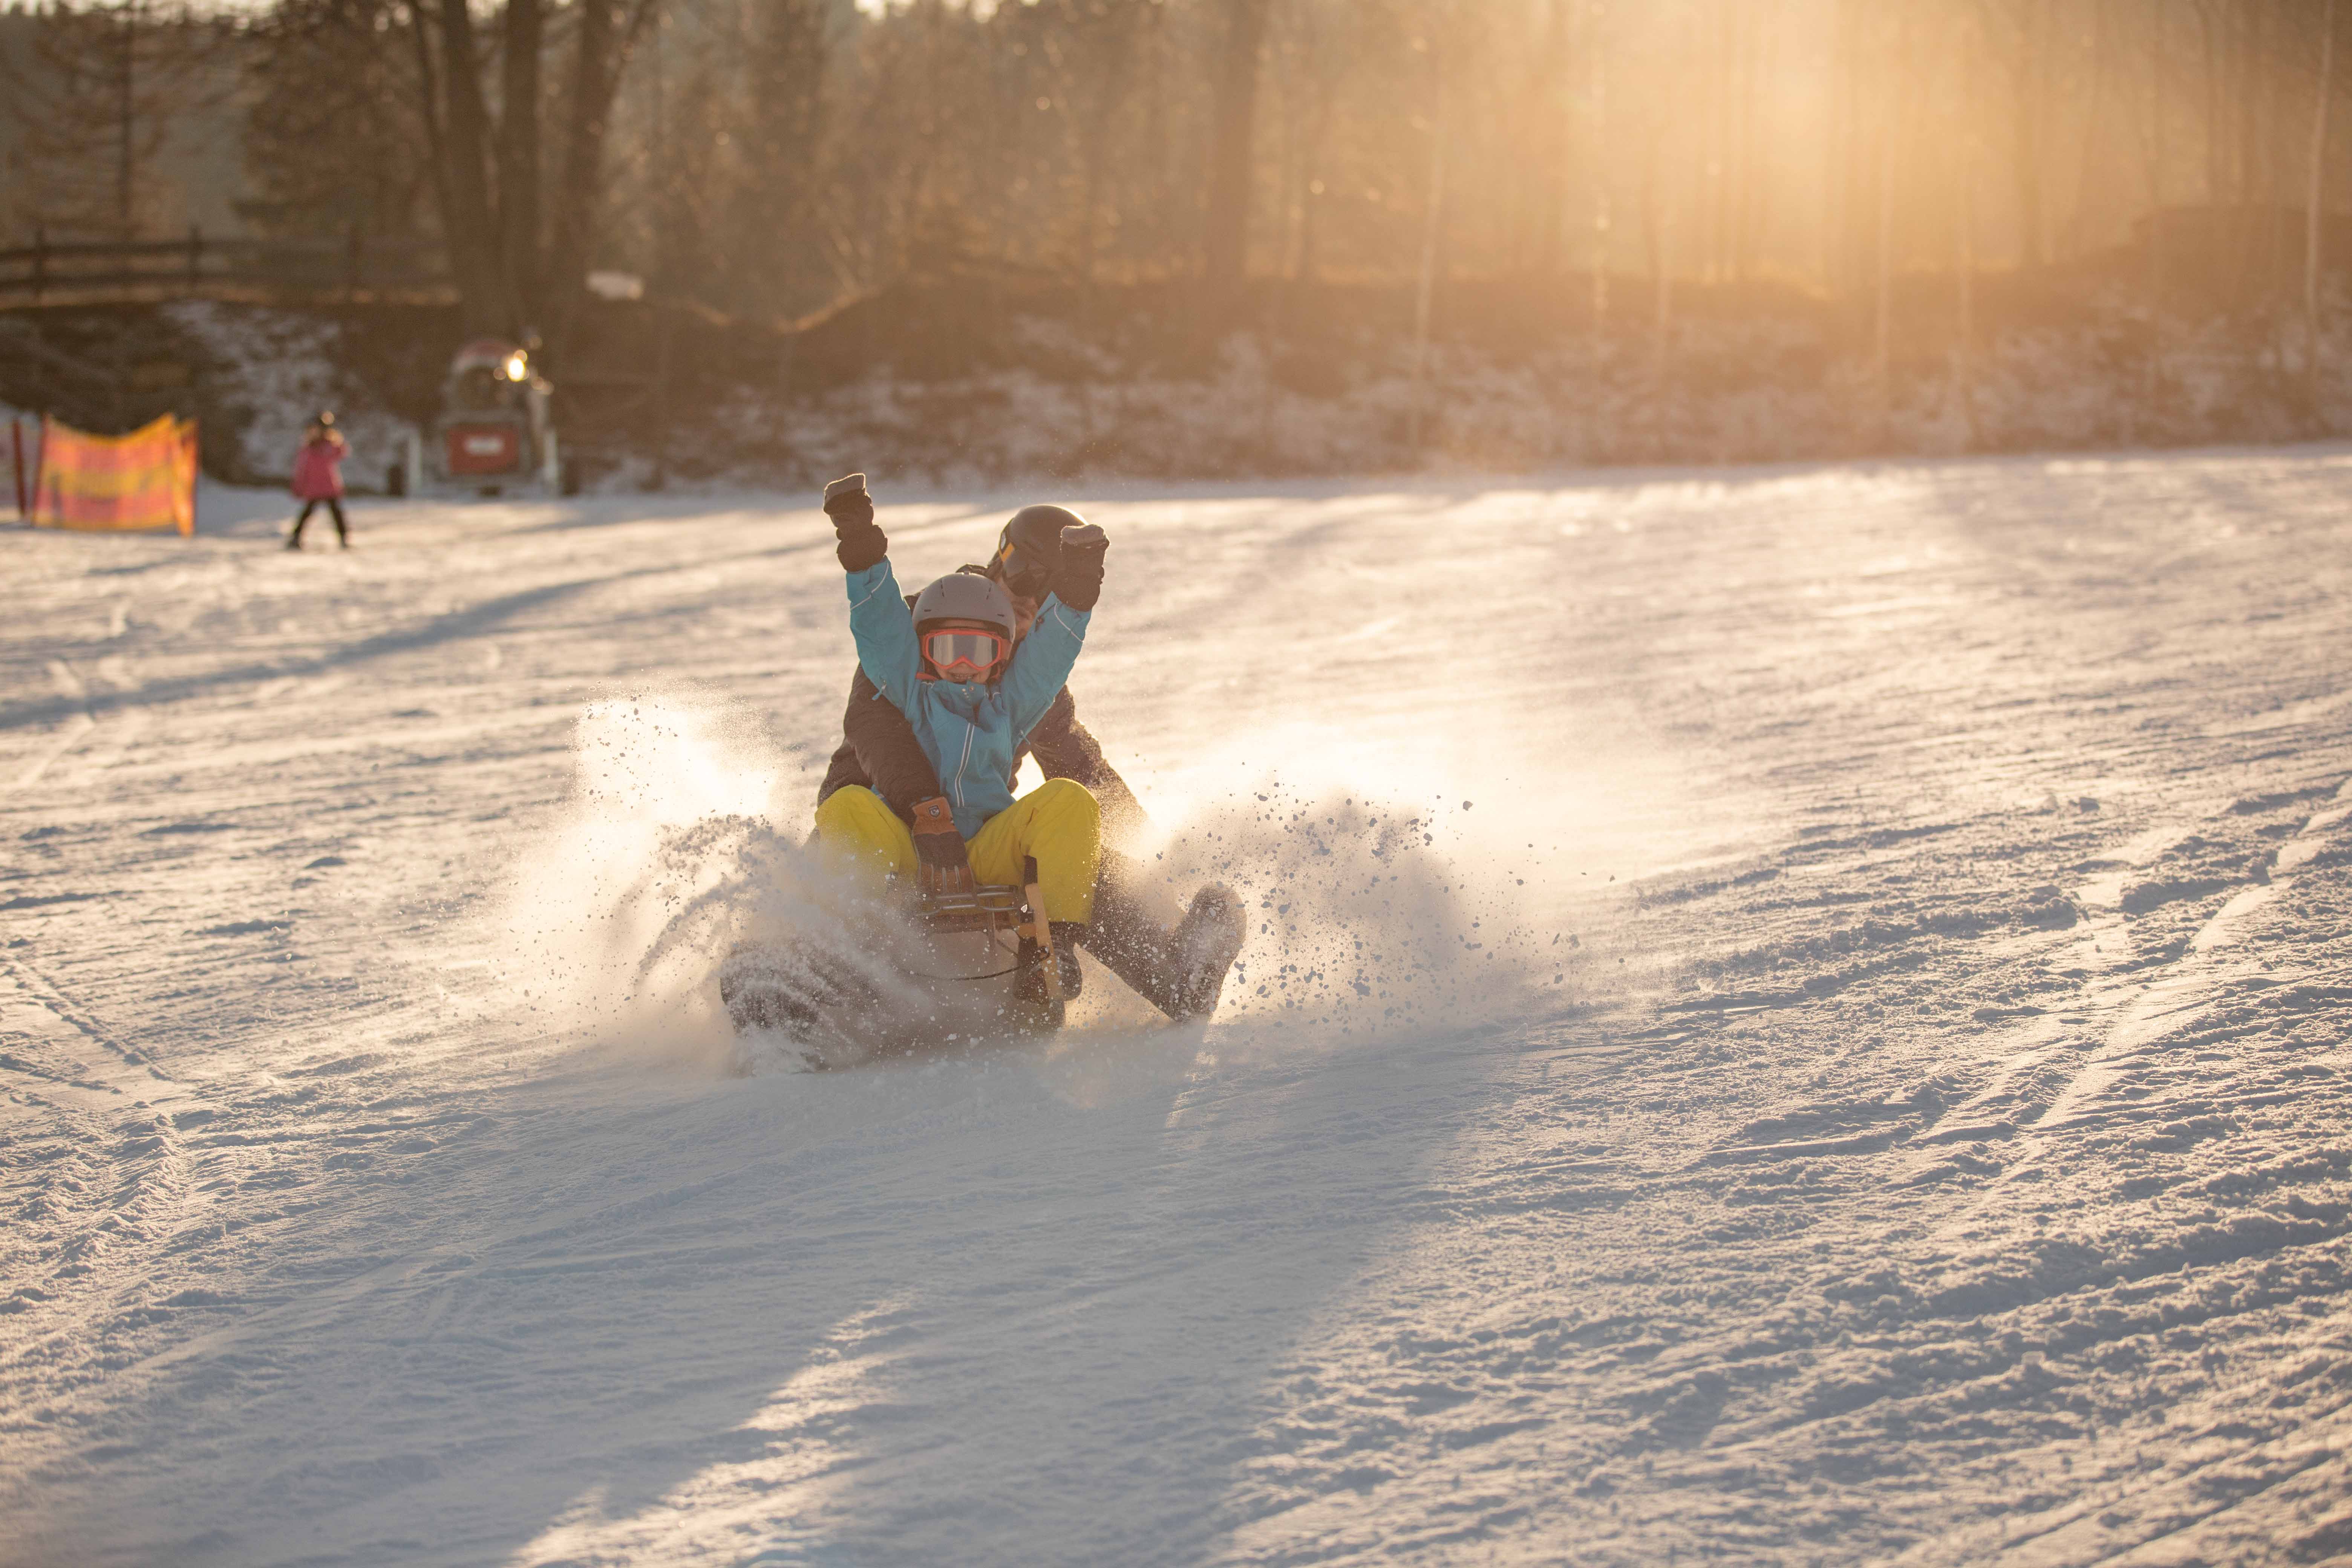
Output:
[952, 722, 975, 819]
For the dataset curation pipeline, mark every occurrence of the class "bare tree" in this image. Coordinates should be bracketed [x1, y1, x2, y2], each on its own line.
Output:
[241, 0, 433, 243]
[1521, 0, 1573, 276]
[3, 0, 225, 239]
[1067, 0, 1151, 281]
[1997, 0, 2053, 269]
[1408, 26, 1448, 453]
[1955, 6, 1984, 449]
[55, 0, 2327, 412]
[2308, 0, 2338, 394]
[499, 0, 543, 317]
[1201, 0, 1269, 289]
[730, 0, 826, 314]
[2198, 0, 2230, 204]
[1874, 8, 1911, 433]
[545, 0, 659, 328]
[1645, 106, 1676, 392]
[1588, 0, 1608, 353]
[2066, 0, 2113, 258]
[413, 0, 509, 331]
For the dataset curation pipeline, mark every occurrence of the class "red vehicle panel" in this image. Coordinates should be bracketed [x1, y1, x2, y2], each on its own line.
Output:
[446, 423, 521, 476]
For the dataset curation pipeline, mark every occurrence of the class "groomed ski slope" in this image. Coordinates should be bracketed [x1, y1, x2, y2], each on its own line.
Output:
[5, 449, 2352, 1566]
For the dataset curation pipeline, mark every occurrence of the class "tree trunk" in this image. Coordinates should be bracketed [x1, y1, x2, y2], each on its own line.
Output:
[1957, 12, 1980, 451]
[1875, 13, 1905, 436]
[2199, 0, 2226, 204]
[1589, 0, 1608, 352]
[2014, 0, 2048, 268]
[2144, 3, 2170, 406]
[499, 0, 543, 325]
[1737, 7, 1771, 279]
[1725, 2, 1745, 280]
[1649, 123, 1673, 393]
[434, 0, 510, 334]
[1824, 0, 1850, 291]
[1292, 2, 1329, 291]
[1876, 119, 1896, 427]
[546, 0, 655, 341]
[1277, 5, 1335, 285]
[1843, 0, 1874, 283]
[2066, 0, 2110, 257]
[1408, 90, 1447, 455]
[2308, 0, 2337, 396]
[117, 3, 136, 235]
[1075, 1, 1142, 282]
[1707, 0, 1729, 281]
[738, 0, 825, 312]
[1532, 0, 1571, 276]
[2239, 0, 2263, 216]
[408, 6, 456, 248]
[1200, 0, 1269, 290]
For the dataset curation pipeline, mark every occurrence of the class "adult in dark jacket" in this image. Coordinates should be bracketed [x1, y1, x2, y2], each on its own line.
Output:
[813, 503, 1241, 1020]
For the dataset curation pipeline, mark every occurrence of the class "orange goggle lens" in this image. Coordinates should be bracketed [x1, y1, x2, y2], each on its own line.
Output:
[924, 628, 1005, 673]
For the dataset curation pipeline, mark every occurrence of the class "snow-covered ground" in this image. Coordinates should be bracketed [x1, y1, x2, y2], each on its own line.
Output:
[5, 449, 2352, 1566]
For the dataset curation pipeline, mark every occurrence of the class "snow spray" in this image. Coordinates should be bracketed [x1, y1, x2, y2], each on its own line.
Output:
[498, 700, 1625, 1066]
[494, 696, 801, 1063]
[494, 695, 990, 1069]
[1141, 778, 1576, 1047]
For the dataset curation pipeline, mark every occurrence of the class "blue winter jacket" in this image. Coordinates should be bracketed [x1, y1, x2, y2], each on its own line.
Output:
[845, 559, 1091, 839]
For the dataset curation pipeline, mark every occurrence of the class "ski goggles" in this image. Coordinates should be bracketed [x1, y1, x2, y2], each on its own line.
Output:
[989, 537, 1054, 602]
[923, 627, 1007, 675]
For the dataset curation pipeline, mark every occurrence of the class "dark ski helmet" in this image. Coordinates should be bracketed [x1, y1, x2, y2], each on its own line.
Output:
[989, 504, 1088, 601]
[912, 571, 1017, 683]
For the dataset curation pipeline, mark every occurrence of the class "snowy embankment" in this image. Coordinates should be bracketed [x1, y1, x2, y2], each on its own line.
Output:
[3, 452, 2351, 1565]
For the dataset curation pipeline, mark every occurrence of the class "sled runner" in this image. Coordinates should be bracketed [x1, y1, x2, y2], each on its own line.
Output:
[719, 857, 1067, 1072]
[903, 854, 1071, 1015]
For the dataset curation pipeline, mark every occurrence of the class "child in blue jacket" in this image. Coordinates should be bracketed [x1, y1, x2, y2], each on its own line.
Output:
[813, 473, 1110, 995]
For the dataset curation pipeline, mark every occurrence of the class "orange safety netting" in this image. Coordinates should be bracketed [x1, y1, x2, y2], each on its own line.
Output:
[28, 413, 198, 535]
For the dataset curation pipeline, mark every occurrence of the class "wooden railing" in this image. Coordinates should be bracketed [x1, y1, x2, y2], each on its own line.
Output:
[0, 227, 452, 307]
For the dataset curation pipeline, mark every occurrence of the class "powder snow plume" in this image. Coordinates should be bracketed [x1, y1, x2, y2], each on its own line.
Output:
[496, 702, 1595, 1064]
[495, 695, 965, 1069]
[495, 696, 802, 1058]
[1145, 777, 1581, 1045]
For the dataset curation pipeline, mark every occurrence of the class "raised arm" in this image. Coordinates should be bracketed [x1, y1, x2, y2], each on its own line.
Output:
[827, 474, 922, 713]
[1003, 522, 1106, 738]
[846, 562, 923, 713]
[1002, 595, 1087, 737]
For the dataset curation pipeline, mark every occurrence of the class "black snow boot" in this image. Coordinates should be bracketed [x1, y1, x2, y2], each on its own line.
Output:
[1013, 923, 1086, 1004]
[1166, 883, 1246, 1019]
[717, 940, 822, 1036]
[1078, 854, 1190, 1015]
[1080, 855, 1248, 1020]
[1048, 921, 1087, 999]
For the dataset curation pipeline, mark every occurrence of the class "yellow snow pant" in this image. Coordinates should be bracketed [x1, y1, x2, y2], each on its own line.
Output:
[812, 779, 1101, 925]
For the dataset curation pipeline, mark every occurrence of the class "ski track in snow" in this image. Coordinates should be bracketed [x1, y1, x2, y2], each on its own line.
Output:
[3, 450, 2352, 1565]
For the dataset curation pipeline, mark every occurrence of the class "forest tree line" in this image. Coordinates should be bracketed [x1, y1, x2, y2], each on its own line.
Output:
[2, 0, 2346, 355]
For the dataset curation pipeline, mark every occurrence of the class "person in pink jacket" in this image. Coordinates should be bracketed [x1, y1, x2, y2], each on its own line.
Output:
[286, 412, 350, 550]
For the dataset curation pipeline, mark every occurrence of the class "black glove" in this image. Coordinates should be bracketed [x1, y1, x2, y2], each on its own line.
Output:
[908, 796, 974, 897]
[825, 472, 887, 573]
[1051, 522, 1107, 611]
